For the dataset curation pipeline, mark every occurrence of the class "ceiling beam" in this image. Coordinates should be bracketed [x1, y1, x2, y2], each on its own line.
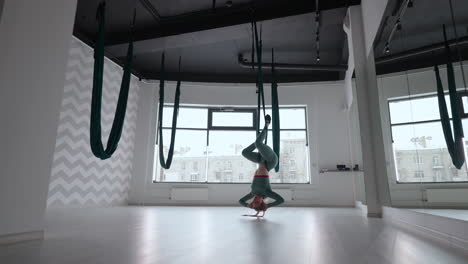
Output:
[107, 0, 360, 46]
[141, 72, 342, 83]
[139, 0, 161, 24]
[375, 36, 468, 65]
[238, 54, 348, 71]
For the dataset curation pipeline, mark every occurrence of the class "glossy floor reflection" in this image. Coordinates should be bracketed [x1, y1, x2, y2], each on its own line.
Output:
[1, 206, 467, 264]
[412, 208, 468, 221]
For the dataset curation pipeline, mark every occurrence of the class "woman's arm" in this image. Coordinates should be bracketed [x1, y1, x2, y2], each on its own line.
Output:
[265, 190, 284, 208]
[239, 192, 255, 207]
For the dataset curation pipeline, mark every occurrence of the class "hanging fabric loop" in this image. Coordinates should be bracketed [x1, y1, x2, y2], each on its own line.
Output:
[435, 25, 465, 169]
[90, 2, 134, 160]
[252, 21, 267, 143]
[271, 48, 281, 172]
[251, 22, 255, 71]
[157, 54, 182, 169]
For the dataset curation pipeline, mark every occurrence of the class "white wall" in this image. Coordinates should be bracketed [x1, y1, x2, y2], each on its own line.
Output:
[378, 62, 468, 207]
[46, 38, 141, 208]
[130, 81, 362, 206]
[0, 0, 77, 236]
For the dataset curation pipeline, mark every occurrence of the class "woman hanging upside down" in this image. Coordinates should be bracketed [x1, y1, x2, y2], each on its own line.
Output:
[239, 115, 284, 217]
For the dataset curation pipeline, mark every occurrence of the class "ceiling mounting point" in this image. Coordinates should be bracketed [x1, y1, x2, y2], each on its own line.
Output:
[226, 1, 233, 8]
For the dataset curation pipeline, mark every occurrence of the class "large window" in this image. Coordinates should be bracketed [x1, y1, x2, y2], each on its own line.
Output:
[389, 94, 468, 183]
[154, 105, 309, 183]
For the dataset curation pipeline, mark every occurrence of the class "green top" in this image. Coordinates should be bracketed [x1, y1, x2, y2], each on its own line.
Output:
[238, 177, 284, 208]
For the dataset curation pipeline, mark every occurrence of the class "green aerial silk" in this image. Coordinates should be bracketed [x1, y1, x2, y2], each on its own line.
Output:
[271, 49, 280, 172]
[90, 2, 134, 160]
[252, 22, 266, 141]
[157, 54, 182, 169]
[435, 25, 465, 169]
[251, 21, 281, 170]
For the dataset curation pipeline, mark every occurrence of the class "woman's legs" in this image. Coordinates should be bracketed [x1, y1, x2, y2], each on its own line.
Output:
[241, 118, 278, 171]
[241, 142, 261, 163]
[255, 123, 278, 171]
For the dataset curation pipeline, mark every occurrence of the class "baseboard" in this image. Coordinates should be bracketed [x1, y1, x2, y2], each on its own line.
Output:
[355, 201, 367, 214]
[367, 212, 382, 218]
[0, 230, 44, 246]
[355, 201, 383, 218]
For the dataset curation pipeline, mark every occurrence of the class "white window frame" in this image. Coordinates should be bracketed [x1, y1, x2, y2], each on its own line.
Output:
[154, 104, 310, 184]
[388, 92, 468, 184]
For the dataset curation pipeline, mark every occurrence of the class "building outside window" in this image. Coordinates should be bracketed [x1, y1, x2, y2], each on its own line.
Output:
[413, 155, 423, 164]
[226, 161, 232, 170]
[432, 155, 441, 166]
[190, 173, 199, 182]
[154, 105, 310, 183]
[414, 170, 424, 178]
[289, 159, 296, 167]
[388, 94, 468, 183]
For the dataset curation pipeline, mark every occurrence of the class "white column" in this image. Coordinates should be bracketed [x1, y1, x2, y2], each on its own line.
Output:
[0, 0, 77, 239]
[347, 6, 391, 217]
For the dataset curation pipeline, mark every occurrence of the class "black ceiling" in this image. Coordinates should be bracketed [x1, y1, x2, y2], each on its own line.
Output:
[73, 0, 360, 83]
[375, 0, 468, 75]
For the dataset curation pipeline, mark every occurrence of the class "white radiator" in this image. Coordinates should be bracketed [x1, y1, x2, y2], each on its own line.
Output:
[171, 188, 209, 201]
[272, 189, 293, 201]
[426, 189, 468, 203]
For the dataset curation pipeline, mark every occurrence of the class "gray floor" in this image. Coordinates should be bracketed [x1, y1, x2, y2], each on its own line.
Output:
[1, 206, 468, 264]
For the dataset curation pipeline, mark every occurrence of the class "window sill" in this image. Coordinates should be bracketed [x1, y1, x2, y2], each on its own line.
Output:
[395, 181, 468, 184]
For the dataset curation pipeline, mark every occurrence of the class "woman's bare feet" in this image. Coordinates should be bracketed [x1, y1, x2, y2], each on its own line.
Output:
[265, 114, 271, 124]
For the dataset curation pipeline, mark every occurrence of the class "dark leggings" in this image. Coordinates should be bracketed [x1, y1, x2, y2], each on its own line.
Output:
[241, 123, 278, 171]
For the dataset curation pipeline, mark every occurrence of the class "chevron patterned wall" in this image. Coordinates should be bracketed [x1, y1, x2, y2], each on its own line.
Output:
[47, 38, 141, 207]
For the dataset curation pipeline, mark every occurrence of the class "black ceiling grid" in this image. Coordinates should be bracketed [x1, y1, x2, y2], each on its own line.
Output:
[73, 0, 361, 83]
[375, 0, 468, 76]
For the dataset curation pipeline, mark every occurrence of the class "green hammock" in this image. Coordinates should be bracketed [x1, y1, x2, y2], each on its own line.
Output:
[157, 54, 182, 169]
[252, 21, 281, 172]
[435, 25, 465, 169]
[90, 2, 134, 160]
